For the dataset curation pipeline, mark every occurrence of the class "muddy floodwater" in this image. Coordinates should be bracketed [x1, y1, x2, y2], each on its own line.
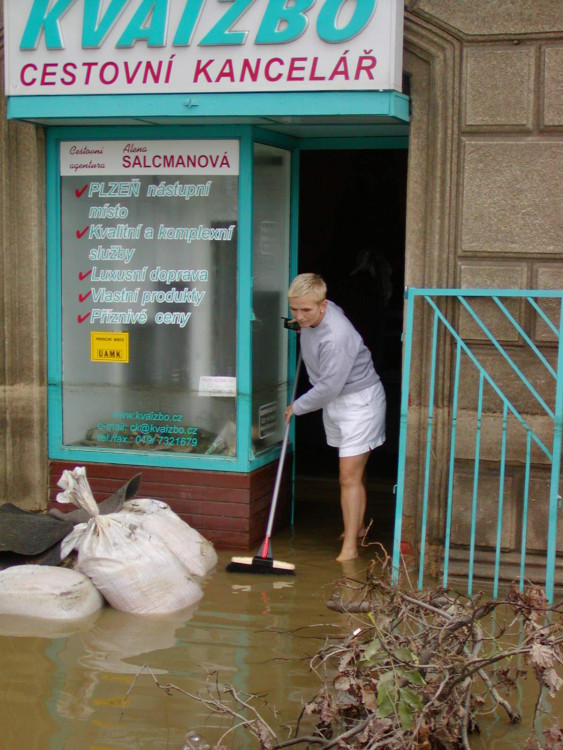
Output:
[0, 500, 561, 749]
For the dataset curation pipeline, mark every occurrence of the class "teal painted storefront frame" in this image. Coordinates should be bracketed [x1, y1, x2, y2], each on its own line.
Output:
[43, 85, 408, 474]
[393, 289, 563, 603]
[33, 79, 409, 474]
[8, 90, 410, 124]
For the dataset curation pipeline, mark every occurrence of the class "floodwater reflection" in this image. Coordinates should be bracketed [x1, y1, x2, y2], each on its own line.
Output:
[0, 501, 560, 749]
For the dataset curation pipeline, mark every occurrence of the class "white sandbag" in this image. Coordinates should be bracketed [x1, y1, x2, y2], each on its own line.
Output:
[61, 515, 203, 615]
[122, 498, 218, 576]
[0, 565, 104, 620]
[56, 466, 99, 516]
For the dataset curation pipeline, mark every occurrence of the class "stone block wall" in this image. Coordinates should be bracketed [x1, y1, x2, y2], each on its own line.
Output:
[403, 1, 563, 583]
[0, 15, 47, 509]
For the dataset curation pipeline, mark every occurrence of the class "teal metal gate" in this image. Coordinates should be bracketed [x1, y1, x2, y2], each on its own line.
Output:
[392, 289, 563, 602]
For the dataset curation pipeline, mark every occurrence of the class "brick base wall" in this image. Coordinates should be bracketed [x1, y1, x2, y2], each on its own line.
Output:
[48, 459, 292, 552]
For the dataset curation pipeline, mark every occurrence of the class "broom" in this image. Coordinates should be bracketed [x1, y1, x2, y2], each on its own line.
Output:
[226, 353, 301, 575]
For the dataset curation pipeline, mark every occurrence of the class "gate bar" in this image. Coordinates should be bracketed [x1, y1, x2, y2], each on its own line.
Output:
[519, 432, 532, 591]
[493, 403, 508, 599]
[545, 297, 563, 602]
[392, 289, 416, 585]
[468, 373, 484, 596]
[443, 341, 461, 589]
[418, 312, 440, 589]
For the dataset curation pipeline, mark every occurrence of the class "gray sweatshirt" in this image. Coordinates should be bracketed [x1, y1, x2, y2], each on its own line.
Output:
[292, 300, 380, 416]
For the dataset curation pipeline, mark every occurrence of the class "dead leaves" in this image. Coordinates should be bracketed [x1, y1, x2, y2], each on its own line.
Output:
[310, 578, 563, 750]
[544, 724, 563, 749]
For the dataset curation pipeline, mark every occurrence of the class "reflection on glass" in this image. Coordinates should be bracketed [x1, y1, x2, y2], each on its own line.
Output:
[251, 144, 291, 453]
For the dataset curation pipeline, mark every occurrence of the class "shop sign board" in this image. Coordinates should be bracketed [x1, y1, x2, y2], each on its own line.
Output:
[60, 138, 239, 456]
[3, 0, 404, 96]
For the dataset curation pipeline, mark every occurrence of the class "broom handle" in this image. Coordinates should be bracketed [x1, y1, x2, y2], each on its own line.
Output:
[264, 351, 302, 539]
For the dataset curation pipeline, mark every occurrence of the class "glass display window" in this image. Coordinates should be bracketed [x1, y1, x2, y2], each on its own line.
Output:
[47, 129, 297, 471]
[251, 143, 292, 454]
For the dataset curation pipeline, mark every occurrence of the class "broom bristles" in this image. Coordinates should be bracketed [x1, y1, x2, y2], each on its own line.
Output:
[226, 556, 296, 575]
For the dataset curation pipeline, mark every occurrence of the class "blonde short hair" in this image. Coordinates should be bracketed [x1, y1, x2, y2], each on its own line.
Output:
[287, 273, 327, 303]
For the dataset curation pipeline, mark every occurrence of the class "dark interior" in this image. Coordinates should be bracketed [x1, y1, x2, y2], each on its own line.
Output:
[295, 148, 408, 506]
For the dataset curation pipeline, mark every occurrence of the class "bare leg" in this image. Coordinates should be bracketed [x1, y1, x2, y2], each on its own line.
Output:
[336, 451, 370, 562]
[339, 525, 367, 539]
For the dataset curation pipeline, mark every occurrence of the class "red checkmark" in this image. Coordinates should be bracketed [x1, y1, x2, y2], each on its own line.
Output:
[76, 226, 89, 239]
[77, 312, 91, 323]
[79, 290, 92, 303]
[75, 184, 88, 198]
[79, 269, 92, 281]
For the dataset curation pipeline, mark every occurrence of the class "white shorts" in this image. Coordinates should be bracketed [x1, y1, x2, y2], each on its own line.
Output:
[322, 381, 386, 458]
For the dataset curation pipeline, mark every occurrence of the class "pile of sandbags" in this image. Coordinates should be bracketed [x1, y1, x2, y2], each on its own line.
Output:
[57, 467, 216, 616]
[121, 498, 218, 577]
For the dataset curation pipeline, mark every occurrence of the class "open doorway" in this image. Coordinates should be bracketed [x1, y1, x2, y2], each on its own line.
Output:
[294, 148, 408, 531]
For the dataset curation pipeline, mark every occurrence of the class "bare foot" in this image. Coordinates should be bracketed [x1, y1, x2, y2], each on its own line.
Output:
[336, 546, 358, 562]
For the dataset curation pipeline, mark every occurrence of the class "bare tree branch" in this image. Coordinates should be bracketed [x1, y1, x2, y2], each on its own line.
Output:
[126, 572, 563, 750]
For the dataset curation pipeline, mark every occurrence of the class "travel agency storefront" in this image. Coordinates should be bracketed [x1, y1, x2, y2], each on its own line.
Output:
[1, 0, 408, 550]
[2, 1, 562, 569]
